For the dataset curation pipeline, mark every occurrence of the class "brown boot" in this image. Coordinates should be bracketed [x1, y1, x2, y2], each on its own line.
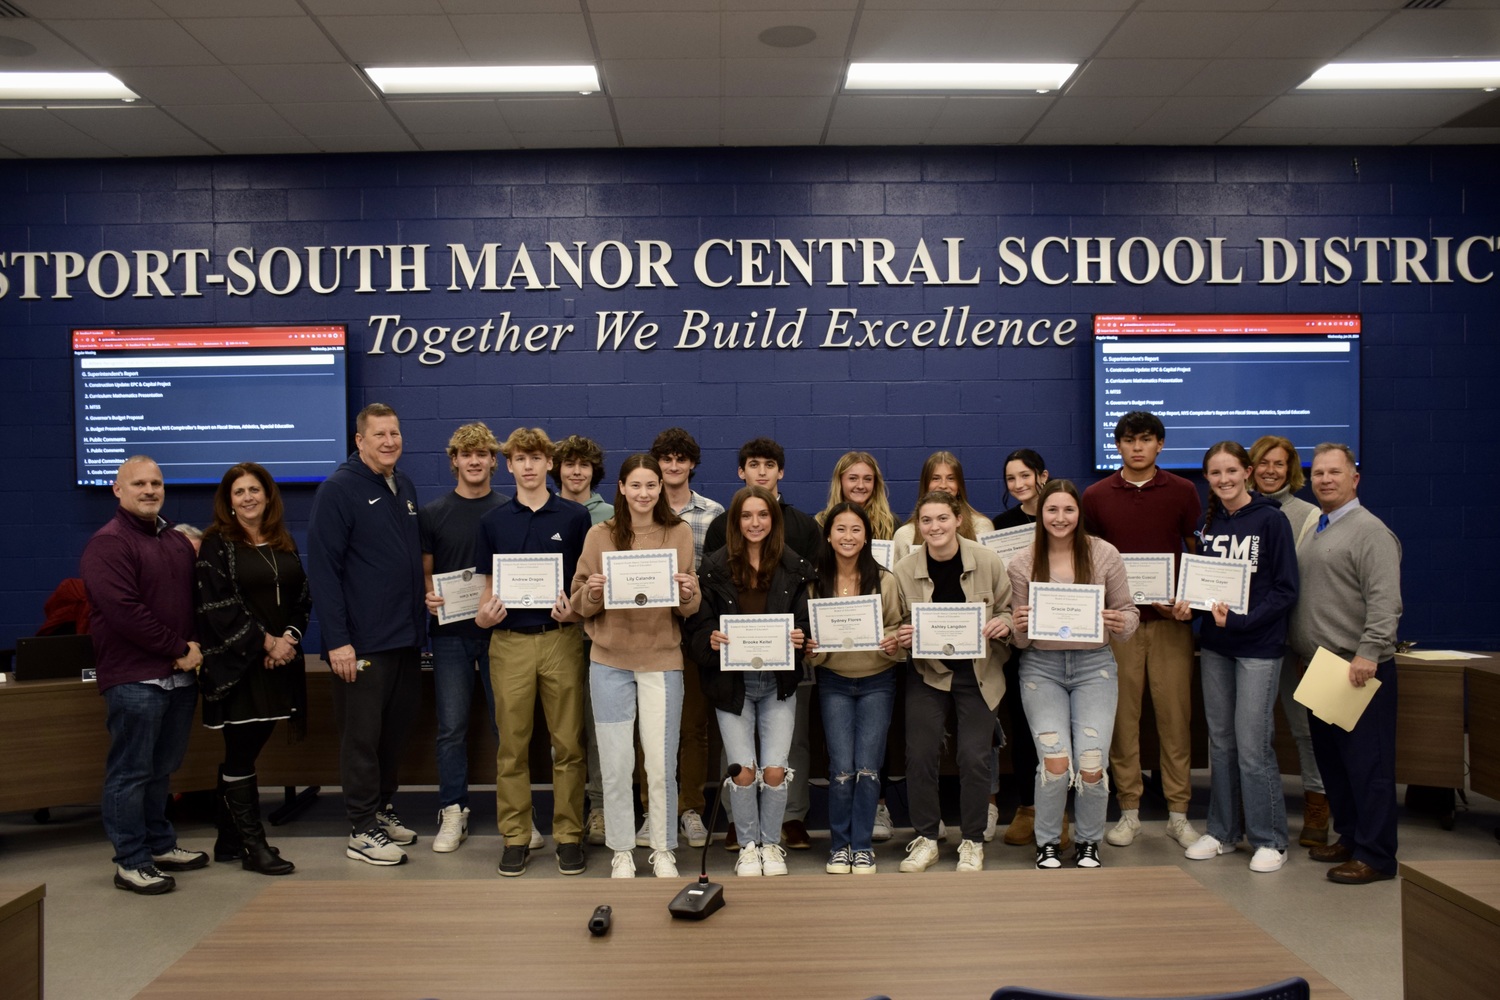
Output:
[1299, 791, 1330, 847]
[1003, 806, 1036, 846]
[1059, 812, 1073, 851]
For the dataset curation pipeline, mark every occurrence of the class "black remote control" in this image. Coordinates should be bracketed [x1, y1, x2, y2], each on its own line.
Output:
[588, 904, 612, 937]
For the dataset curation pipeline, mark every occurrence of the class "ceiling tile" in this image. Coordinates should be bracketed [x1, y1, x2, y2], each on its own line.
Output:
[179, 17, 345, 65]
[613, 96, 720, 131]
[1218, 126, 1326, 146]
[1039, 96, 1164, 129]
[603, 60, 722, 99]
[830, 95, 945, 130]
[319, 16, 468, 63]
[156, 0, 307, 15]
[310, 133, 420, 152]
[1023, 124, 1136, 144]
[621, 129, 724, 147]
[590, 12, 721, 60]
[1417, 127, 1500, 145]
[0, 21, 106, 70]
[496, 97, 615, 132]
[449, 14, 595, 62]
[720, 96, 830, 130]
[1125, 125, 1233, 145]
[390, 100, 508, 132]
[47, 18, 218, 67]
[415, 131, 521, 150]
[825, 127, 931, 145]
[719, 127, 827, 145]
[232, 64, 376, 105]
[1181, 58, 1323, 96]
[1098, 12, 1263, 58]
[851, 10, 1119, 60]
[513, 129, 620, 148]
[19, 0, 167, 17]
[116, 66, 264, 106]
[163, 104, 301, 139]
[925, 126, 1029, 144]
[54, 107, 219, 155]
[720, 10, 856, 59]
[932, 95, 1052, 128]
[1247, 92, 1490, 129]
[1067, 59, 1210, 98]
[1314, 127, 1428, 145]
[211, 135, 322, 154]
[1138, 95, 1271, 130]
[440, 0, 580, 12]
[0, 110, 116, 157]
[1342, 8, 1500, 59]
[722, 57, 844, 97]
[273, 101, 408, 136]
[1221, 11, 1388, 58]
[304, 0, 445, 13]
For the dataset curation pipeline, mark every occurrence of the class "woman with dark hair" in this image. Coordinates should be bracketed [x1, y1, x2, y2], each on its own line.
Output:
[892, 451, 994, 562]
[817, 452, 897, 541]
[685, 485, 811, 877]
[195, 462, 309, 876]
[893, 489, 1012, 874]
[1172, 441, 1298, 874]
[573, 454, 700, 879]
[1009, 479, 1138, 870]
[803, 501, 901, 874]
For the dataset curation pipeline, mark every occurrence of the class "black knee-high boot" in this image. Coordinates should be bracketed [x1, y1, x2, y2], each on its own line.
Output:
[223, 775, 295, 876]
[214, 768, 245, 862]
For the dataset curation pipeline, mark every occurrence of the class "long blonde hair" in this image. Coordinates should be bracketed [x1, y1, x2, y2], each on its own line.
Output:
[902, 451, 981, 541]
[818, 451, 896, 539]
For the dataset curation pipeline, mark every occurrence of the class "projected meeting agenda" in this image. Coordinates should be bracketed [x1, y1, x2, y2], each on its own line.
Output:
[1092, 313, 1361, 471]
[74, 324, 348, 487]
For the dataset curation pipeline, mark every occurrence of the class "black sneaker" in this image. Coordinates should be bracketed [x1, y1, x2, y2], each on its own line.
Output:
[151, 846, 210, 871]
[557, 841, 587, 876]
[115, 864, 176, 895]
[498, 844, 530, 877]
[1074, 840, 1102, 869]
[1035, 842, 1062, 870]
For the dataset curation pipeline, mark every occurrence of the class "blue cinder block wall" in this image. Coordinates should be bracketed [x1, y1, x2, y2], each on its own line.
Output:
[1, 145, 1495, 648]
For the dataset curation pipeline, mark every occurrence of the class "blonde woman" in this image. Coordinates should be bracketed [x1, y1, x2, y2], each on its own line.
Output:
[818, 451, 897, 541]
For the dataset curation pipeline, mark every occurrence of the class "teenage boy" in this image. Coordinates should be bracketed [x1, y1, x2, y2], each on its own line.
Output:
[643, 427, 724, 850]
[704, 437, 822, 850]
[473, 427, 593, 877]
[1081, 411, 1202, 850]
[421, 422, 510, 853]
[549, 434, 612, 846]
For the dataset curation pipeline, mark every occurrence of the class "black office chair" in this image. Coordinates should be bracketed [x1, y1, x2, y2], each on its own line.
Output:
[990, 978, 1310, 1000]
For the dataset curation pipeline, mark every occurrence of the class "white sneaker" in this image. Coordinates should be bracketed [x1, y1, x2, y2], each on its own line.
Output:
[956, 839, 984, 872]
[736, 843, 763, 877]
[680, 809, 709, 848]
[1166, 813, 1201, 849]
[984, 803, 999, 843]
[377, 805, 418, 846]
[610, 850, 636, 879]
[1105, 811, 1140, 847]
[432, 804, 469, 853]
[1184, 834, 1236, 860]
[347, 827, 408, 866]
[114, 864, 175, 894]
[760, 842, 788, 876]
[899, 836, 939, 873]
[1249, 847, 1287, 873]
[826, 846, 852, 874]
[872, 803, 894, 842]
[635, 813, 652, 848]
[529, 807, 544, 850]
[585, 809, 606, 846]
[938, 820, 948, 843]
[649, 849, 678, 878]
[852, 849, 877, 874]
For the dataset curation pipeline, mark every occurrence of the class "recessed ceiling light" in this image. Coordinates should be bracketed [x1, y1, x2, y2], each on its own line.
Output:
[366, 65, 600, 96]
[1298, 61, 1500, 90]
[845, 62, 1076, 92]
[0, 71, 138, 101]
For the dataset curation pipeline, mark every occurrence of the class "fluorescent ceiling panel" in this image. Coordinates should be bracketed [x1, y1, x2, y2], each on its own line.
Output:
[0, 72, 139, 101]
[366, 65, 600, 95]
[845, 62, 1076, 93]
[1299, 61, 1500, 91]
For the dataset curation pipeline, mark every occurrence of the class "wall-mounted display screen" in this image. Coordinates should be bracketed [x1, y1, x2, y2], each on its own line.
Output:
[1092, 313, 1361, 471]
[74, 324, 348, 486]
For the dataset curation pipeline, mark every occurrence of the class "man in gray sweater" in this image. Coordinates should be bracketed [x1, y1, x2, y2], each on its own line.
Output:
[1288, 443, 1403, 885]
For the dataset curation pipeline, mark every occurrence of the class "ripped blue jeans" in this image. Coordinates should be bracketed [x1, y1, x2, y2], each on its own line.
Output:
[1018, 646, 1119, 846]
[817, 666, 897, 853]
[715, 671, 795, 849]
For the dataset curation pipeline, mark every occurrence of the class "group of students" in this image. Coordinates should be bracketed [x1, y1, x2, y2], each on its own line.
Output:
[88, 403, 1363, 894]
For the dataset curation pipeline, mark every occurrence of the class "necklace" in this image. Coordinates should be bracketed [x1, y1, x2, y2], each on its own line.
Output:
[837, 571, 859, 596]
[250, 541, 281, 605]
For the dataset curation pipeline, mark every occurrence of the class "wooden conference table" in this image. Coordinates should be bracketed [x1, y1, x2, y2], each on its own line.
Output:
[137, 868, 1345, 1000]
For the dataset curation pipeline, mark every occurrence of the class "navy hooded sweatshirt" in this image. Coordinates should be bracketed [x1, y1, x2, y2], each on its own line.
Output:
[1194, 491, 1299, 659]
[307, 452, 425, 656]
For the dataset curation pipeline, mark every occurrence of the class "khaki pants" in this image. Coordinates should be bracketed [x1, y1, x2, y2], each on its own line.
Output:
[1108, 619, 1194, 812]
[490, 627, 586, 845]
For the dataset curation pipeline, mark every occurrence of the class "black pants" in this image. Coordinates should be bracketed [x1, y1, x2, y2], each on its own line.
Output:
[1309, 657, 1399, 874]
[905, 664, 996, 843]
[1002, 651, 1036, 807]
[331, 647, 421, 832]
[220, 719, 276, 776]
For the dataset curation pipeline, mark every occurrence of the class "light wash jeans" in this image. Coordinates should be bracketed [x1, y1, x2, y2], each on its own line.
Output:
[590, 663, 682, 853]
[1200, 648, 1288, 850]
[1019, 646, 1119, 846]
[430, 635, 497, 809]
[1277, 652, 1324, 795]
[818, 667, 896, 853]
[715, 671, 796, 849]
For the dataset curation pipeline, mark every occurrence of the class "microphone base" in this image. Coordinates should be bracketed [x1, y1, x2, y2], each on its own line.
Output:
[668, 880, 725, 920]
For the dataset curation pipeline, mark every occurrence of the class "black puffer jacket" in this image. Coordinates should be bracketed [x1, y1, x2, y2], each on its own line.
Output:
[684, 547, 813, 715]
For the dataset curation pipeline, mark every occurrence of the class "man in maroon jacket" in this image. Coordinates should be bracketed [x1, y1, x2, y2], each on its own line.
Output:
[80, 456, 206, 895]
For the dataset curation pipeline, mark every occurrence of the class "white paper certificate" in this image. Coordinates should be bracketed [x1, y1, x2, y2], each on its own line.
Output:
[808, 595, 884, 652]
[910, 602, 986, 659]
[1175, 554, 1251, 614]
[978, 524, 1034, 567]
[1120, 553, 1176, 605]
[432, 567, 485, 625]
[603, 548, 680, 609]
[491, 553, 564, 610]
[1028, 583, 1106, 643]
[869, 539, 895, 571]
[721, 614, 796, 671]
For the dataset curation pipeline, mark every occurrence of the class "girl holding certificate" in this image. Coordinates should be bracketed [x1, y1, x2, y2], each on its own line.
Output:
[1172, 441, 1298, 874]
[1008, 479, 1138, 871]
[803, 502, 902, 874]
[685, 486, 812, 877]
[891, 452, 995, 562]
[573, 454, 701, 880]
[893, 490, 1013, 874]
[195, 462, 309, 877]
[817, 451, 898, 540]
